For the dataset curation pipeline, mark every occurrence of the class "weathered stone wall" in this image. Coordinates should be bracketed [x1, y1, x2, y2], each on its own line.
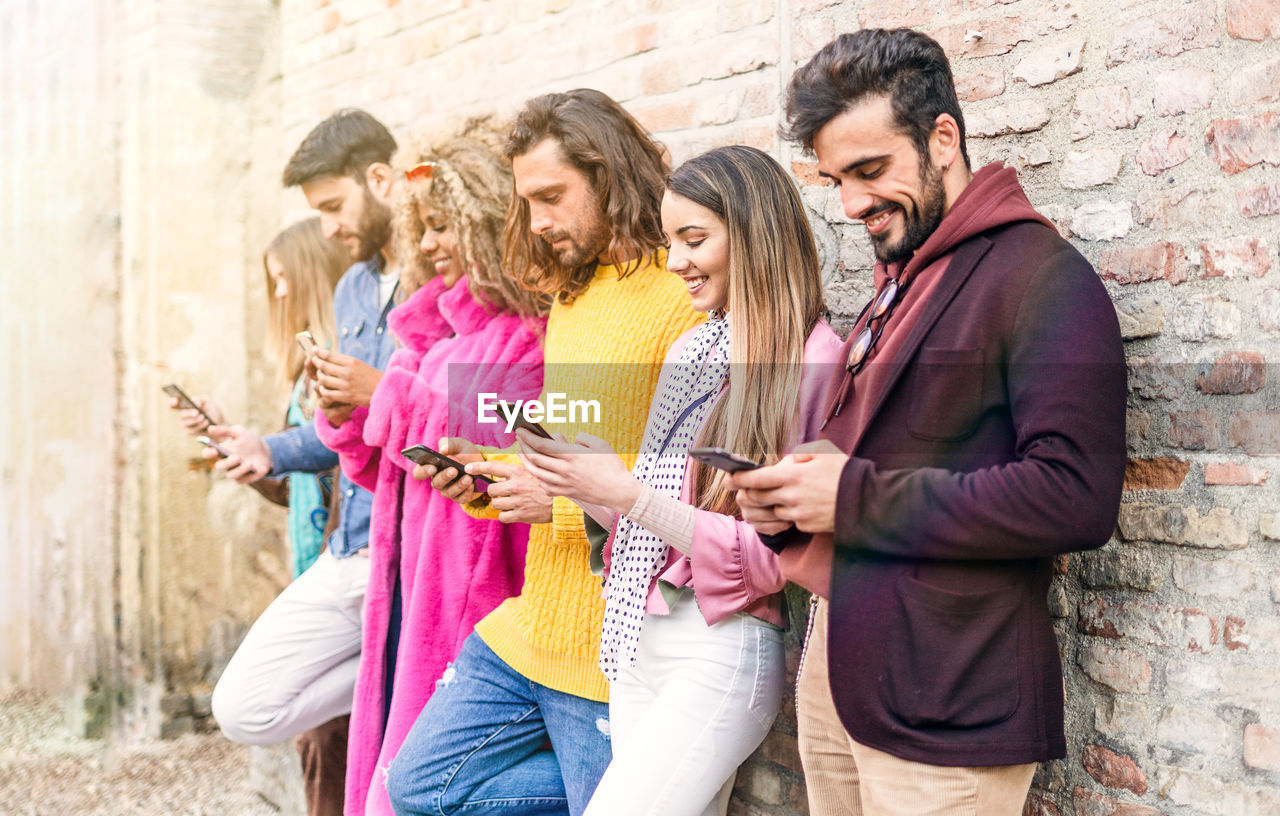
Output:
[3, 0, 1279, 814]
[2, 0, 291, 741]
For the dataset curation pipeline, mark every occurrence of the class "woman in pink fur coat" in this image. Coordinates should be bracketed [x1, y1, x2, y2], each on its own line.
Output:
[312, 121, 549, 816]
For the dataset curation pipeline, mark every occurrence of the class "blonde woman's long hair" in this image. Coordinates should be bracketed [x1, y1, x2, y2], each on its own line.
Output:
[667, 146, 825, 517]
[391, 117, 550, 319]
[263, 217, 349, 385]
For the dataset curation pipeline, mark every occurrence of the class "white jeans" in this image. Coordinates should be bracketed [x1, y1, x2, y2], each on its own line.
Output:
[211, 548, 369, 745]
[585, 597, 786, 816]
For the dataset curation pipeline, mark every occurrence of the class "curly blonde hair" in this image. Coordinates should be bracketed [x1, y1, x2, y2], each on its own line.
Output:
[392, 117, 550, 319]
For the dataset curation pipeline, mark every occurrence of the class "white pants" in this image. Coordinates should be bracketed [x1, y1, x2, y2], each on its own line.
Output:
[211, 548, 369, 745]
[585, 598, 786, 816]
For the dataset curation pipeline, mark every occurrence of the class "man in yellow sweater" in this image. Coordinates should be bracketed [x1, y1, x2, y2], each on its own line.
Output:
[386, 90, 702, 816]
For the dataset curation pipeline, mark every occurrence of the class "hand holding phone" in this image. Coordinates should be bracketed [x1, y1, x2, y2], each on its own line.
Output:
[688, 446, 762, 473]
[163, 383, 217, 429]
[197, 434, 234, 458]
[402, 444, 490, 491]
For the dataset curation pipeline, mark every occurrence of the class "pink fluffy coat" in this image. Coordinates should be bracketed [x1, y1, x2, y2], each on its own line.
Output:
[315, 276, 544, 816]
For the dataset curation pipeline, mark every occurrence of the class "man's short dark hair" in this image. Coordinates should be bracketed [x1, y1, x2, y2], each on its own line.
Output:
[282, 108, 397, 187]
[784, 28, 970, 169]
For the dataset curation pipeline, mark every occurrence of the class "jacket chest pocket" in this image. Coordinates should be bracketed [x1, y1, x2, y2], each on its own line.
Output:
[339, 317, 367, 354]
[906, 347, 984, 442]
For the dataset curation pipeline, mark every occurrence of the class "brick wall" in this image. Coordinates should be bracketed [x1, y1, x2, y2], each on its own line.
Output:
[4, 0, 1279, 812]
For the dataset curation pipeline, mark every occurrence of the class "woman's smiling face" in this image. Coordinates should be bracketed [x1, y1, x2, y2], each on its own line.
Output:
[661, 190, 730, 314]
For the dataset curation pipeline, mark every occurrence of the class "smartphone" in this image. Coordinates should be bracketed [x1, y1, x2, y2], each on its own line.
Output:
[401, 444, 490, 491]
[688, 446, 762, 473]
[498, 400, 553, 440]
[163, 383, 216, 427]
[196, 434, 234, 458]
[296, 330, 318, 355]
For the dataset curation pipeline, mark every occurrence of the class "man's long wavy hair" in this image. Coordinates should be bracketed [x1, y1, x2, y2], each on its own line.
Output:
[391, 118, 550, 319]
[503, 89, 669, 304]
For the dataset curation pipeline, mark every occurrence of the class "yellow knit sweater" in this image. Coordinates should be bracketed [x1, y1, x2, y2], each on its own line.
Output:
[473, 252, 703, 701]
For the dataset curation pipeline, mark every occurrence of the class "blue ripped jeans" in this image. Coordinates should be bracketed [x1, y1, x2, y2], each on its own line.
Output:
[387, 633, 612, 816]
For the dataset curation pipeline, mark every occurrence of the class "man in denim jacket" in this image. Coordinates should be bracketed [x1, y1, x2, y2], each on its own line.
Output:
[206, 111, 402, 812]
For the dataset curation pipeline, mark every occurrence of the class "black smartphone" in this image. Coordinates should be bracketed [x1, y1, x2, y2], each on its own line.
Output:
[688, 446, 762, 473]
[196, 434, 233, 458]
[498, 400, 553, 439]
[163, 383, 217, 427]
[401, 444, 490, 491]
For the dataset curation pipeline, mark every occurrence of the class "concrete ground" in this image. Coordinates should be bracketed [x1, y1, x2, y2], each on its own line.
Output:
[0, 687, 278, 816]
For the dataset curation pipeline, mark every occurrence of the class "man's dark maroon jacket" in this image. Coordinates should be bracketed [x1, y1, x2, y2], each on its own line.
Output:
[783, 164, 1127, 766]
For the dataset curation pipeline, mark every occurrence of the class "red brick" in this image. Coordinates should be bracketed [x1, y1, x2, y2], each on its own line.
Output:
[1127, 410, 1151, 447]
[1135, 129, 1190, 175]
[932, 18, 1032, 59]
[1244, 723, 1280, 771]
[634, 99, 694, 132]
[856, 0, 955, 29]
[1023, 792, 1062, 816]
[955, 70, 1005, 102]
[1106, 2, 1219, 67]
[1099, 243, 1188, 285]
[1227, 0, 1280, 41]
[792, 15, 834, 62]
[1204, 113, 1280, 175]
[1237, 181, 1280, 218]
[1229, 410, 1280, 455]
[1196, 351, 1266, 394]
[1136, 185, 1229, 230]
[1151, 68, 1215, 117]
[1168, 409, 1219, 451]
[1224, 616, 1249, 650]
[791, 161, 831, 187]
[1204, 462, 1270, 486]
[1200, 236, 1270, 279]
[641, 61, 681, 95]
[1082, 744, 1147, 795]
[1013, 37, 1085, 87]
[1079, 597, 1217, 653]
[1072, 787, 1162, 816]
[1078, 642, 1152, 693]
[617, 23, 658, 56]
[1123, 457, 1190, 490]
[321, 8, 341, 33]
[1228, 55, 1280, 106]
[1071, 85, 1142, 140]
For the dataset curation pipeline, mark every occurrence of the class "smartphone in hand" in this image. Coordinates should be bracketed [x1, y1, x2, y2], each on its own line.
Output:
[296, 331, 319, 355]
[688, 446, 762, 473]
[163, 383, 217, 427]
[498, 400, 553, 439]
[197, 434, 234, 458]
[402, 444, 490, 491]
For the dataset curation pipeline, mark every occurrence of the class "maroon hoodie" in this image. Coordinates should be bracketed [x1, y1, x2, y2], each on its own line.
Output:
[781, 163, 1057, 596]
[779, 162, 1126, 766]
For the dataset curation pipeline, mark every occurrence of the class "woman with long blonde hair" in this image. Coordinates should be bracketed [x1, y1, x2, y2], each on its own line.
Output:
[312, 118, 548, 816]
[520, 145, 844, 816]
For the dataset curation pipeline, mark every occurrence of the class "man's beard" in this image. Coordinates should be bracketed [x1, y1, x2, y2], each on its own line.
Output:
[543, 216, 610, 270]
[351, 186, 394, 262]
[872, 159, 947, 266]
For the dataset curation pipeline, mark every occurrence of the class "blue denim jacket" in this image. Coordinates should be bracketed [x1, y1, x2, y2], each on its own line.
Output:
[264, 256, 398, 558]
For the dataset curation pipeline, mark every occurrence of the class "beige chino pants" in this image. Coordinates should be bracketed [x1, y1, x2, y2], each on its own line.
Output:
[796, 599, 1037, 816]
